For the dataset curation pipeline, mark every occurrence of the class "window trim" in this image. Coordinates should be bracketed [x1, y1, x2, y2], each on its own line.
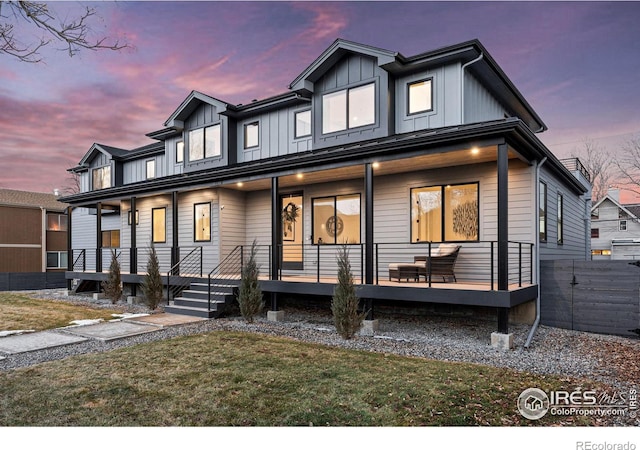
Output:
[193, 202, 211, 242]
[407, 78, 434, 116]
[188, 123, 222, 162]
[410, 182, 480, 243]
[311, 193, 362, 245]
[46, 251, 68, 269]
[243, 121, 260, 149]
[92, 165, 111, 190]
[540, 181, 548, 243]
[294, 109, 312, 139]
[557, 193, 564, 245]
[152, 207, 167, 244]
[176, 140, 184, 164]
[620, 219, 628, 231]
[321, 81, 376, 135]
[146, 159, 156, 180]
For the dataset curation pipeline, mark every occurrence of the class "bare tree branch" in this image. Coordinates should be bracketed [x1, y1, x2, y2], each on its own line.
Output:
[614, 135, 640, 197]
[571, 137, 615, 202]
[0, 1, 129, 63]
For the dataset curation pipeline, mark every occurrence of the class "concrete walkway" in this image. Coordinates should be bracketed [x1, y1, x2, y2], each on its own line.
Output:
[0, 313, 206, 355]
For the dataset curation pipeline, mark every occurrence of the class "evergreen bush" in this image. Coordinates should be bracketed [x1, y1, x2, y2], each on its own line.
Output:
[331, 244, 365, 339]
[142, 246, 163, 310]
[101, 249, 122, 304]
[237, 240, 263, 323]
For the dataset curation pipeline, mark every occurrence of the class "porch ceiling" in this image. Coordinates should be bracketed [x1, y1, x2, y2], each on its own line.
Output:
[229, 144, 518, 192]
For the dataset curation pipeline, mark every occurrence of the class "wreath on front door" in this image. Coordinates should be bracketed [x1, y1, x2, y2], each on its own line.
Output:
[282, 202, 299, 239]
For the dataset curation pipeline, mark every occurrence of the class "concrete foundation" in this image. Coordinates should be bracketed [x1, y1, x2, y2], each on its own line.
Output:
[509, 299, 536, 325]
[267, 310, 285, 322]
[127, 296, 145, 305]
[361, 319, 380, 336]
[491, 332, 514, 350]
[92, 293, 106, 300]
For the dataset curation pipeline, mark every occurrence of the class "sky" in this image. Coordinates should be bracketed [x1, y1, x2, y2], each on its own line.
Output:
[1, 1, 640, 198]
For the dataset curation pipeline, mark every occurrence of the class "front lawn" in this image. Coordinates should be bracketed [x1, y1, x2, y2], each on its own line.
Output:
[0, 330, 599, 426]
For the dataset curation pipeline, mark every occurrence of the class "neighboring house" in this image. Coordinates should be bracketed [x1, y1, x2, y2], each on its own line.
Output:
[591, 188, 640, 260]
[0, 189, 69, 289]
[60, 39, 591, 339]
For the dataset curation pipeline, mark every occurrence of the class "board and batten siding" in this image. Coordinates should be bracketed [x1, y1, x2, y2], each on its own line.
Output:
[183, 102, 231, 172]
[122, 154, 166, 185]
[539, 165, 589, 260]
[463, 72, 508, 124]
[237, 106, 313, 163]
[395, 63, 462, 133]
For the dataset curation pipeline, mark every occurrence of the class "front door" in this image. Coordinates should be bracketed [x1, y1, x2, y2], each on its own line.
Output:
[281, 193, 303, 270]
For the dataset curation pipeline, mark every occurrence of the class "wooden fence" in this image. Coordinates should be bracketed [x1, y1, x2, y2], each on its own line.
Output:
[0, 272, 66, 291]
[540, 260, 640, 336]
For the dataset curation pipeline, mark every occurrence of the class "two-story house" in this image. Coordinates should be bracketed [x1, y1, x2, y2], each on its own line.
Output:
[591, 188, 640, 260]
[60, 39, 591, 345]
[0, 189, 69, 290]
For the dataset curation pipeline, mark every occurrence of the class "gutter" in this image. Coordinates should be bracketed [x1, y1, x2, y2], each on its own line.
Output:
[460, 52, 484, 123]
[525, 156, 547, 348]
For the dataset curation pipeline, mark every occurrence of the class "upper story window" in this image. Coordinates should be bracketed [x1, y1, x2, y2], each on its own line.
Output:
[244, 122, 259, 149]
[92, 166, 111, 190]
[620, 220, 628, 231]
[408, 79, 433, 115]
[539, 181, 547, 242]
[46, 213, 67, 231]
[322, 82, 375, 134]
[189, 124, 221, 161]
[146, 160, 156, 179]
[591, 228, 600, 238]
[295, 110, 311, 138]
[176, 141, 184, 163]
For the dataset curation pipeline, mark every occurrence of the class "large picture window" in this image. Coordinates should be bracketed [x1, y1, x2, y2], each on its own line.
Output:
[92, 166, 111, 190]
[152, 207, 166, 243]
[411, 183, 479, 242]
[189, 124, 221, 161]
[312, 194, 361, 244]
[322, 82, 375, 134]
[194, 202, 211, 242]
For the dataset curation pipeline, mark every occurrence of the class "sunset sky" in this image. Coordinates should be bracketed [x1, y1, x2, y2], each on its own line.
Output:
[1, 1, 639, 197]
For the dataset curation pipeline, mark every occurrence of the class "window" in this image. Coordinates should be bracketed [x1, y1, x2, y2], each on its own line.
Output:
[539, 181, 547, 242]
[620, 220, 628, 231]
[312, 194, 361, 244]
[92, 166, 111, 190]
[128, 210, 139, 225]
[189, 124, 221, 161]
[295, 110, 311, 138]
[591, 249, 611, 256]
[146, 159, 155, 179]
[322, 82, 375, 134]
[411, 183, 479, 242]
[244, 122, 259, 149]
[194, 203, 211, 242]
[557, 194, 564, 245]
[101, 230, 120, 248]
[46, 213, 67, 231]
[152, 207, 166, 243]
[408, 79, 433, 115]
[176, 141, 184, 163]
[46, 251, 68, 269]
[591, 228, 600, 238]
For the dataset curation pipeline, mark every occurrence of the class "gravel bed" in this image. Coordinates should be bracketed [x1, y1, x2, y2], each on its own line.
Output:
[2, 289, 638, 426]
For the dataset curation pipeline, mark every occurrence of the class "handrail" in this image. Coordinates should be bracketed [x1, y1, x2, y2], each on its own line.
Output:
[166, 247, 203, 305]
[72, 249, 86, 272]
[208, 245, 244, 311]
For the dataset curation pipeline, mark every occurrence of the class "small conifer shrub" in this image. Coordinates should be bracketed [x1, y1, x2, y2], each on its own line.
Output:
[101, 249, 122, 304]
[331, 244, 365, 339]
[237, 240, 264, 323]
[142, 246, 164, 310]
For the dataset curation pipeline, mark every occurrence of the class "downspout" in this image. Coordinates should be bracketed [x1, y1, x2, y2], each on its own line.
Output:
[525, 156, 547, 348]
[460, 52, 484, 124]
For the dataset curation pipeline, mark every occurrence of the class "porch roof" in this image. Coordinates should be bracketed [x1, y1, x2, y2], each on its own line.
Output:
[59, 118, 586, 207]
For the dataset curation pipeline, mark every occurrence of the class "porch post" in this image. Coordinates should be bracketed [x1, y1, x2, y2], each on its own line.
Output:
[364, 162, 375, 321]
[268, 176, 283, 320]
[130, 197, 137, 275]
[497, 141, 510, 335]
[66, 206, 72, 290]
[171, 191, 179, 274]
[96, 202, 102, 273]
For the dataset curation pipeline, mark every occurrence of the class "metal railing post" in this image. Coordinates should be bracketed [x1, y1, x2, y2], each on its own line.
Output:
[427, 242, 432, 287]
[375, 243, 379, 285]
[200, 246, 203, 277]
[317, 244, 320, 283]
[490, 241, 495, 290]
[360, 244, 364, 284]
[518, 242, 522, 287]
[530, 243, 534, 284]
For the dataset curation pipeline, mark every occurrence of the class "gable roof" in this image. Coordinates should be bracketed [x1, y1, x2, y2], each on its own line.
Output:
[0, 189, 68, 211]
[164, 91, 231, 129]
[591, 194, 640, 220]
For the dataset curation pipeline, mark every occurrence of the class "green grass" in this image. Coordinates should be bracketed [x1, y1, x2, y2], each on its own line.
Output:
[0, 292, 121, 331]
[0, 330, 599, 426]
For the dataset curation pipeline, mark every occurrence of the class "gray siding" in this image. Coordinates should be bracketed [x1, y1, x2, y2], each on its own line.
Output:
[464, 72, 507, 124]
[183, 103, 231, 173]
[219, 188, 246, 259]
[177, 189, 220, 273]
[244, 189, 272, 270]
[164, 136, 185, 177]
[123, 155, 166, 184]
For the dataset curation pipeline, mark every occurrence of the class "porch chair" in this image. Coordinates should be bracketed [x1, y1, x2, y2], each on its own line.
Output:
[414, 244, 461, 283]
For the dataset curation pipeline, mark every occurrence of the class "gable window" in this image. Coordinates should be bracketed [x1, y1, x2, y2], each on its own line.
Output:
[92, 166, 111, 190]
[244, 122, 259, 149]
[620, 220, 628, 231]
[46, 251, 67, 269]
[101, 230, 120, 248]
[146, 160, 156, 179]
[295, 110, 311, 138]
[189, 124, 221, 161]
[194, 202, 211, 242]
[539, 181, 547, 242]
[176, 141, 184, 163]
[312, 194, 361, 244]
[47, 213, 67, 231]
[152, 207, 166, 243]
[557, 194, 564, 245]
[408, 79, 433, 115]
[411, 183, 479, 243]
[322, 82, 375, 134]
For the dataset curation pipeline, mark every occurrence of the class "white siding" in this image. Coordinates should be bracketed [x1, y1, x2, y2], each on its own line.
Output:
[219, 188, 246, 258]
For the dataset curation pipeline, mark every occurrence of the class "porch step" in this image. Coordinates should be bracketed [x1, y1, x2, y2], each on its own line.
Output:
[166, 281, 239, 319]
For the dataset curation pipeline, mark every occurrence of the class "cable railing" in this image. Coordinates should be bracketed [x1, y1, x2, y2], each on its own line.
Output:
[207, 245, 244, 310]
[165, 247, 203, 304]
